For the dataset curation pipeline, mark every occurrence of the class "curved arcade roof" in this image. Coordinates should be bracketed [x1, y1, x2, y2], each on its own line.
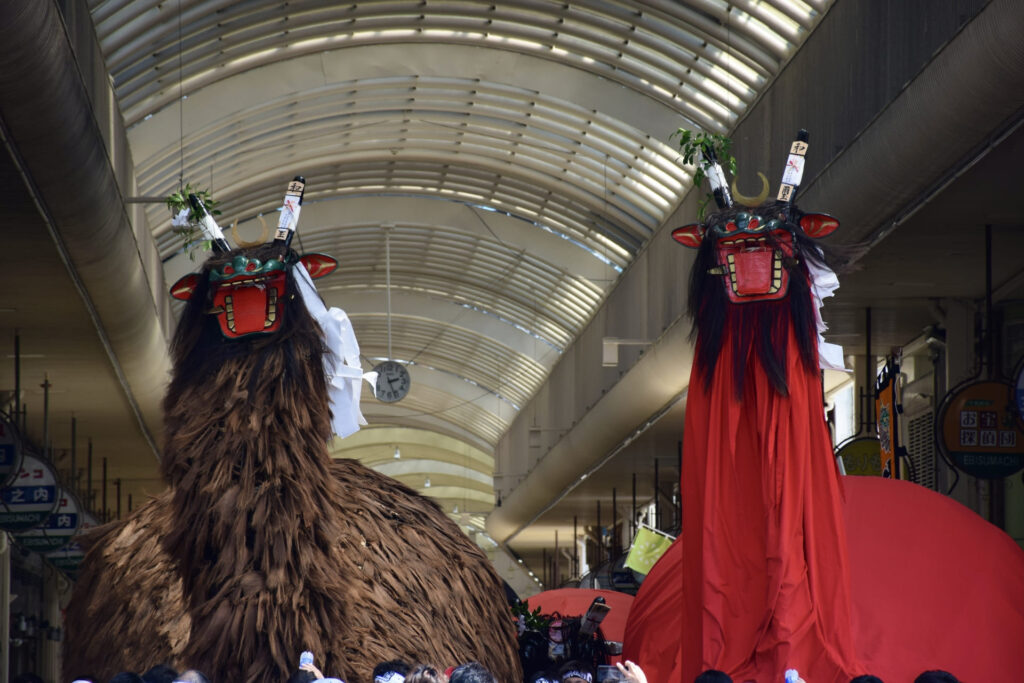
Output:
[89, 0, 833, 517]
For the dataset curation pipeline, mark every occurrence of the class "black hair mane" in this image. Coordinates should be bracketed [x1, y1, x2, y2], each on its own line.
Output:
[687, 201, 829, 397]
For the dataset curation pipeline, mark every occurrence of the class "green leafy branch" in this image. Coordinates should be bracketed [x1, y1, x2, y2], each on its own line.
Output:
[511, 601, 552, 633]
[671, 129, 736, 220]
[165, 183, 220, 260]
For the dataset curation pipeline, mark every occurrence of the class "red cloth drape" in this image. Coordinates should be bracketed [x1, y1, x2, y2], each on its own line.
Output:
[624, 477, 1024, 682]
[680, 316, 863, 682]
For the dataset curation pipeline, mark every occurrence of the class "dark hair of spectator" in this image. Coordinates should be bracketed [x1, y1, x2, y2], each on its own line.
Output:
[557, 660, 595, 682]
[851, 676, 886, 683]
[695, 670, 733, 683]
[286, 669, 317, 683]
[914, 672, 960, 683]
[142, 665, 179, 683]
[110, 673, 146, 683]
[404, 665, 444, 683]
[373, 660, 412, 679]
[449, 661, 497, 683]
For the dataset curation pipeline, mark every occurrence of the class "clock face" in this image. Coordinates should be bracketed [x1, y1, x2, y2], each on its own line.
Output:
[373, 360, 411, 403]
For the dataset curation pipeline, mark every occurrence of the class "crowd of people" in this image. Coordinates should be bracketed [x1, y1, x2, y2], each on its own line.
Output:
[58, 656, 649, 683]
[48, 660, 967, 683]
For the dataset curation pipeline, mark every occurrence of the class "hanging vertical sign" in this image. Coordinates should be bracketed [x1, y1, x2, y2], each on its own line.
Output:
[937, 379, 1024, 478]
[1013, 359, 1024, 429]
[0, 451, 60, 531]
[875, 357, 899, 479]
[0, 419, 24, 488]
[45, 512, 98, 579]
[13, 489, 81, 552]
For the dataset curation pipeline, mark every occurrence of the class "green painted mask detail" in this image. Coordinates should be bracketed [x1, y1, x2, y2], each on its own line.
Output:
[208, 255, 286, 282]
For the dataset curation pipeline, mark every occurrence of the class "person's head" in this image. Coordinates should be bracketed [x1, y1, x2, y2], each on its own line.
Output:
[914, 672, 960, 683]
[558, 661, 594, 683]
[404, 665, 445, 683]
[286, 670, 317, 683]
[528, 672, 557, 683]
[695, 671, 732, 683]
[448, 662, 496, 683]
[851, 676, 885, 683]
[373, 659, 411, 683]
[109, 674, 145, 683]
[142, 665, 179, 683]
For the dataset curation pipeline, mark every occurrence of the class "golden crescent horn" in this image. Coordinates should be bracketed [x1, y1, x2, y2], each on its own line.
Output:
[731, 172, 770, 207]
[231, 215, 270, 248]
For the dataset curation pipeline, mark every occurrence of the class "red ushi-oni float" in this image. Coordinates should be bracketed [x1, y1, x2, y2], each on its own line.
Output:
[622, 132, 1024, 682]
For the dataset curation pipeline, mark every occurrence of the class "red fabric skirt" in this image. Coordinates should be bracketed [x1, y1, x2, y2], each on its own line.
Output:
[680, 319, 864, 682]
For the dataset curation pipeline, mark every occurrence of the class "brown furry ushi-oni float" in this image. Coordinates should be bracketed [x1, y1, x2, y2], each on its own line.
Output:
[63, 188, 521, 682]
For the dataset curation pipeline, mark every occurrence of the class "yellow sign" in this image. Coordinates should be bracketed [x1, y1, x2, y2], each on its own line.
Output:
[624, 526, 674, 575]
[836, 437, 884, 477]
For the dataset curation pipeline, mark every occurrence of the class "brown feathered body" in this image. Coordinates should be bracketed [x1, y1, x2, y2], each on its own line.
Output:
[63, 246, 521, 682]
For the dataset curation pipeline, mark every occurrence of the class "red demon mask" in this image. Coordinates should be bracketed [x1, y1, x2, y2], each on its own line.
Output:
[672, 209, 838, 303]
[169, 252, 338, 339]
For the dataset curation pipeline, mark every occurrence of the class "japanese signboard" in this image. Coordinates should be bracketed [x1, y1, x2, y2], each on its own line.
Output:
[13, 489, 81, 552]
[45, 512, 98, 579]
[836, 436, 883, 477]
[0, 419, 24, 488]
[0, 451, 59, 531]
[938, 380, 1024, 478]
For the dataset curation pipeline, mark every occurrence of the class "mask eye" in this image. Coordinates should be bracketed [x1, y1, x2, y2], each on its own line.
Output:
[724, 221, 738, 233]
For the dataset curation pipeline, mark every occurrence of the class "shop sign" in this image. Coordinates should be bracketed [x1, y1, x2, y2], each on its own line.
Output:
[13, 489, 81, 552]
[0, 452, 59, 532]
[45, 512, 98, 578]
[938, 380, 1024, 478]
[836, 437, 884, 477]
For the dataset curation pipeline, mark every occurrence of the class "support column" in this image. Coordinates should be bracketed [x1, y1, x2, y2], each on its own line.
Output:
[41, 567, 63, 683]
[943, 298, 978, 509]
[0, 533, 9, 683]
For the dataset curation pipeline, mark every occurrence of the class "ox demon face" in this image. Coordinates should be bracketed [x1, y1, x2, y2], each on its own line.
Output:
[169, 250, 338, 339]
[672, 207, 839, 303]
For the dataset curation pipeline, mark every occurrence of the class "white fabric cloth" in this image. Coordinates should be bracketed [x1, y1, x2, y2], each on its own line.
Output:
[171, 208, 191, 228]
[806, 256, 849, 372]
[294, 262, 376, 438]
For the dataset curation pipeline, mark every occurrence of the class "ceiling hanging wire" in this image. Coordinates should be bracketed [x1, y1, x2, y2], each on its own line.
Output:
[385, 224, 393, 361]
[177, 0, 184, 190]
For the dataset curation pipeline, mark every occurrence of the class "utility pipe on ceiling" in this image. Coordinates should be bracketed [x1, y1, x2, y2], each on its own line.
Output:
[0, 1, 170, 458]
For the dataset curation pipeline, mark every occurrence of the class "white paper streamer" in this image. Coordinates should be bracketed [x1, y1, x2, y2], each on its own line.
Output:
[294, 262, 375, 438]
[171, 208, 191, 228]
[806, 256, 849, 372]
